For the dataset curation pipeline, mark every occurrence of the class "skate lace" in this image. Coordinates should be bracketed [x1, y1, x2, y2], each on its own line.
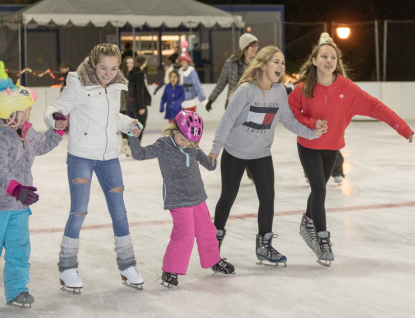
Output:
[304, 221, 316, 240]
[161, 271, 177, 283]
[262, 234, 281, 257]
[319, 238, 333, 253]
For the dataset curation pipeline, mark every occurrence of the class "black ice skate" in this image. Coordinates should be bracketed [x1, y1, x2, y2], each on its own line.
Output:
[216, 229, 226, 250]
[314, 231, 334, 267]
[6, 292, 34, 308]
[160, 271, 178, 288]
[211, 258, 235, 274]
[256, 232, 287, 267]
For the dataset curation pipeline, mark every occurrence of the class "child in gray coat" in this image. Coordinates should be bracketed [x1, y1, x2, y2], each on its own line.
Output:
[128, 110, 235, 288]
[0, 78, 66, 307]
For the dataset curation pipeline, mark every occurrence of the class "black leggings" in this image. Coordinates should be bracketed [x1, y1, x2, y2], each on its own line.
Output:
[298, 143, 338, 232]
[214, 150, 275, 236]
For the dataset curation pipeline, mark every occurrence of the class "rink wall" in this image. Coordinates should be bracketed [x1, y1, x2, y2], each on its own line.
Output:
[29, 82, 415, 132]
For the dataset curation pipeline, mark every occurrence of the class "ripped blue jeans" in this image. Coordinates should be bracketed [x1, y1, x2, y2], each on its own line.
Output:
[64, 153, 130, 239]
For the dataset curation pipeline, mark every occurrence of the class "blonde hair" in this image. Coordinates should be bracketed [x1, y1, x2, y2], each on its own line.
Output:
[162, 121, 199, 149]
[1, 109, 31, 129]
[295, 42, 348, 98]
[89, 43, 121, 66]
[229, 45, 285, 99]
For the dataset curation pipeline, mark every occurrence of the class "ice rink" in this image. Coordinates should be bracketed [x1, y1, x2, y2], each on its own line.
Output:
[1, 119, 414, 318]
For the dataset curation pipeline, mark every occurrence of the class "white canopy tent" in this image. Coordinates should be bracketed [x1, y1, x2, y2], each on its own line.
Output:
[7, 0, 244, 84]
[16, 0, 244, 28]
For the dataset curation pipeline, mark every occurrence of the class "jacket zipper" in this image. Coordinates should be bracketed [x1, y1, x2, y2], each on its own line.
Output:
[103, 88, 109, 160]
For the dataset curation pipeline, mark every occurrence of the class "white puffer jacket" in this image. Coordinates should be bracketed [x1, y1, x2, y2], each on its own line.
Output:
[44, 60, 134, 161]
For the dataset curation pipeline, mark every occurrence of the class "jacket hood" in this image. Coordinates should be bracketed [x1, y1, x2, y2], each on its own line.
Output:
[77, 57, 128, 87]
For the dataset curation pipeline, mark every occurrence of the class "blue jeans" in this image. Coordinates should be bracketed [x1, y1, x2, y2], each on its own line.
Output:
[0, 208, 31, 302]
[64, 153, 130, 239]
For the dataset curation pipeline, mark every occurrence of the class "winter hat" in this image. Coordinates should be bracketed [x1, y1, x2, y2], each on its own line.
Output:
[239, 33, 259, 51]
[178, 52, 193, 64]
[319, 32, 333, 45]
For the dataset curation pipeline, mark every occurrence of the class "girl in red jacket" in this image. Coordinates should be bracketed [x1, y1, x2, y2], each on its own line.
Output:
[288, 42, 414, 267]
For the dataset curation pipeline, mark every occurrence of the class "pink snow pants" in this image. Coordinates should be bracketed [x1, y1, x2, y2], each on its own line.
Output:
[162, 201, 221, 275]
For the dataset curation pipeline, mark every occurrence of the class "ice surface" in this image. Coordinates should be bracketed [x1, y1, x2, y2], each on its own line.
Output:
[1, 120, 414, 318]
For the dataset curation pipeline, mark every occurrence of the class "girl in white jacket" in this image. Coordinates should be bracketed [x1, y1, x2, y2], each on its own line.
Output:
[44, 43, 144, 292]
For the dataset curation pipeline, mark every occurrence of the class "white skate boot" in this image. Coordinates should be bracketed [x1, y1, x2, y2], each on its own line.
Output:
[314, 231, 335, 267]
[59, 268, 83, 294]
[120, 266, 144, 290]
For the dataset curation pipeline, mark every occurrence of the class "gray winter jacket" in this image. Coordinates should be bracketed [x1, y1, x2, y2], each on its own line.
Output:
[129, 135, 216, 210]
[0, 125, 62, 211]
[208, 54, 246, 109]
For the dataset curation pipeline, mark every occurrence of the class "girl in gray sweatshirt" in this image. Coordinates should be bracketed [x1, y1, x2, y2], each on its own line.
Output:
[208, 46, 327, 267]
[129, 110, 235, 288]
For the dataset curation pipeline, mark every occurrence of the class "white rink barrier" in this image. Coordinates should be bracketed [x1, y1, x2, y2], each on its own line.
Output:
[29, 82, 415, 132]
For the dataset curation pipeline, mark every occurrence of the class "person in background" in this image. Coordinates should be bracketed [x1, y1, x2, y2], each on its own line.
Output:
[121, 42, 133, 62]
[153, 60, 174, 95]
[119, 56, 134, 154]
[127, 54, 151, 142]
[289, 41, 414, 267]
[178, 52, 205, 113]
[205, 33, 259, 112]
[160, 71, 185, 123]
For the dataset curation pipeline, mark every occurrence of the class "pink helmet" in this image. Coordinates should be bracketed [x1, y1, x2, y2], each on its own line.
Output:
[175, 110, 203, 142]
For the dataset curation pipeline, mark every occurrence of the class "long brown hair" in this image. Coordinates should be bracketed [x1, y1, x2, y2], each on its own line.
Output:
[121, 56, 133, 77]
[295, 42, 347, 98]
[229, 45, 285, 99]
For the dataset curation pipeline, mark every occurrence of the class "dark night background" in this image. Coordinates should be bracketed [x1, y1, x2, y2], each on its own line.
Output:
[1, 0, 414, 81]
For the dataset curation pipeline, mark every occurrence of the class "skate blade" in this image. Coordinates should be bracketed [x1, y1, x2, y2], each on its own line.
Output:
[122, 281, 144, 290]
[6, 302, 32, 309]
[59, 280, 82, 295]
[160, 282, 177, 289]
[256, 260, 287, 268]
[211, 270, 236, 275]
[317, 259, 331, 267]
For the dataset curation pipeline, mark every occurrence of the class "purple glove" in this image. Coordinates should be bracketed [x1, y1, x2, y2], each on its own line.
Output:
[52, 112, 67, 121]
[12, 185, 39, 206]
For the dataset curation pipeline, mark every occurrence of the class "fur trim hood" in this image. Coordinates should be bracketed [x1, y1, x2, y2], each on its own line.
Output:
[77, 58, 128, 87]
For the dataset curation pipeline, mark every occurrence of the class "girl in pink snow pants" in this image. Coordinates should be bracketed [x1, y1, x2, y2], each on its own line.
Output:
[128, 110, 235, 287]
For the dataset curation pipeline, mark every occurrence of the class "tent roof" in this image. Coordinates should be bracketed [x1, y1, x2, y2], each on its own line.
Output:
[14, 0, 244, 28]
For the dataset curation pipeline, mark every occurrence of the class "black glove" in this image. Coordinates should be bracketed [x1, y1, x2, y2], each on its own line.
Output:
[205, 100, 213, 112]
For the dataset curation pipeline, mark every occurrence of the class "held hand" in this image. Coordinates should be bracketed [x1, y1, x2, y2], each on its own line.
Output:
[315, 125, 328, 136]
[129, 119, 143, 138]
[208, 152, 218, 166]
[52, 111, 67, 130]
[205, 100, 213, 112]
[12, 185, 39, 206]
[139, 109, 146, 115]
[316, 119, 328, 129]
[409, 133, 413, 143]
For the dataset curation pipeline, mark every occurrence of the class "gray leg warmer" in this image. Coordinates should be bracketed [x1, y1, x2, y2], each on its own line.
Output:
[114, 234, 137, 271]
[58, 236, 80, 272]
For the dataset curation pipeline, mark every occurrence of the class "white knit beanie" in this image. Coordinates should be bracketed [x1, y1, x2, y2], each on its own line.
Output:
[239, 33, 259, 51]
[319, 32, 333, 45]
